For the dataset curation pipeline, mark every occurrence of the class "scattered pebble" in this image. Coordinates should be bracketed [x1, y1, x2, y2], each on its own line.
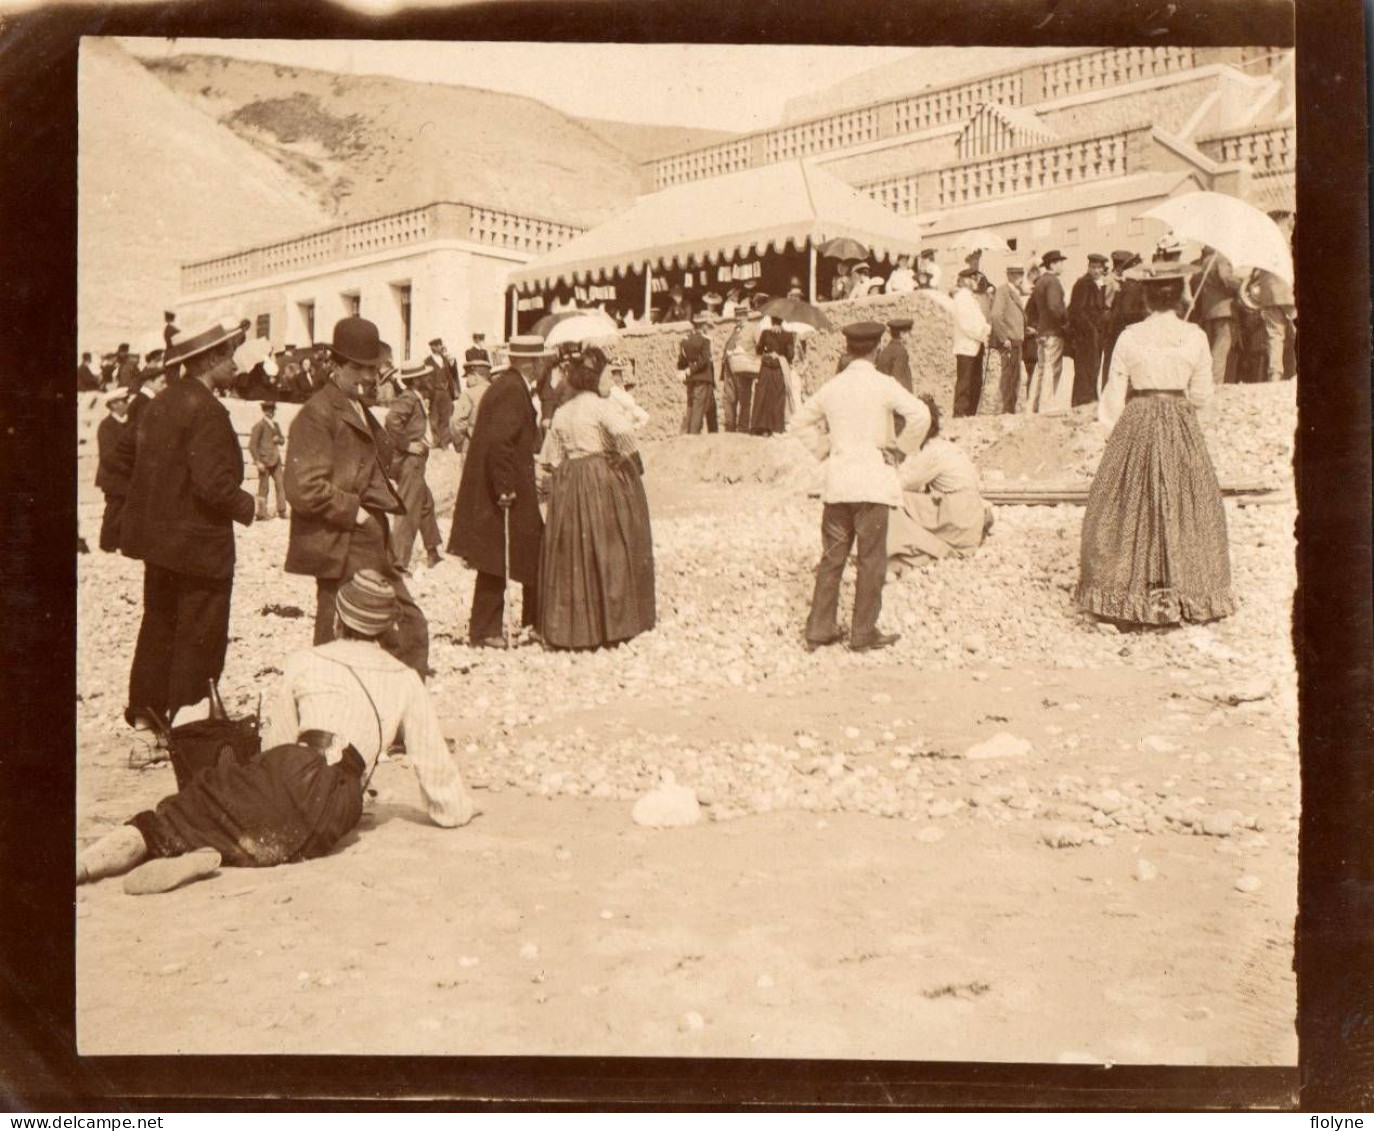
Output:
[1134, 858, 1159, 882]
[1234, 875, 1262, 894]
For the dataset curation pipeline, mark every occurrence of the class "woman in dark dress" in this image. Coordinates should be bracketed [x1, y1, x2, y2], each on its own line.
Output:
[537, 348, 656, 650]
[751, 318, 791, 436]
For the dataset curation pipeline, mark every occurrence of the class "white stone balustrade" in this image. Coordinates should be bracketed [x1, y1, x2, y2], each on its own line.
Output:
[1041, 46, 1198, 100]
[1198, 124, 1295, 174]
[936, 128, 1131, 207]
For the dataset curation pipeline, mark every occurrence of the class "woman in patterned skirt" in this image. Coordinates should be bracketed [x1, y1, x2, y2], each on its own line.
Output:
[1075, 262, 1236, 628]
[537, 348, 656, 649]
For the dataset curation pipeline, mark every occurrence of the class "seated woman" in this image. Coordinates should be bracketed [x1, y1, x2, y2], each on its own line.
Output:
[537, 347, 656, 651]
[887, 394, 993, 577]
[77, 571, 477, 894]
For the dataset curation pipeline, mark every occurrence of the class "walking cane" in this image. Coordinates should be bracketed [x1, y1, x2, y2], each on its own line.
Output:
[501, 499, 513, 650]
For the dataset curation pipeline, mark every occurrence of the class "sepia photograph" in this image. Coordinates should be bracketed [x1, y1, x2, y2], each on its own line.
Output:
[71, 31, 1302, 1068]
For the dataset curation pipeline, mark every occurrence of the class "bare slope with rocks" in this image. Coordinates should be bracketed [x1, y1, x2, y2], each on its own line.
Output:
[78, 39, 330, 352]
[138, 53, 655, 226]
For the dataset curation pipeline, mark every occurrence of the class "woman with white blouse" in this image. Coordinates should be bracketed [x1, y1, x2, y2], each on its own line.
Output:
[1075, 262, 1236, 627]
[536, 347, 656, 650]
[887, 394, 993, 576]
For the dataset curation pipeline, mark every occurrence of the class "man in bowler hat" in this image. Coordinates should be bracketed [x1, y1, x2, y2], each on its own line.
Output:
[791, 321, 930, 654]
[284, 315, 429, 676]
[449, 335, 550, 647]
[121, 320, 256, 729]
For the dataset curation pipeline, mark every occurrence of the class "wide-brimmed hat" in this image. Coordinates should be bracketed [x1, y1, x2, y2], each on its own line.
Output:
[1110, 250, 1142, 272]
[398, 361, 436, 384]
[1005, 264, 1026, 277]
[330, 316, 385, 367]
[1041, 249, 1067, 266]
[104, 387, 131, 406]
[702, 292, 723, 307]
[165, 320, 246, 366]
[145, 348, 165, 364]
[462, 358, 492, 373]
[507, 335, 554, 358]
[335, 569, 399, 637]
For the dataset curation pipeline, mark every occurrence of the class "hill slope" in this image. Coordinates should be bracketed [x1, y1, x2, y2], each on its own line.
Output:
[78, 39, 331, 353]
[140, 53, 654, 227]
[573, 117, 741, 164]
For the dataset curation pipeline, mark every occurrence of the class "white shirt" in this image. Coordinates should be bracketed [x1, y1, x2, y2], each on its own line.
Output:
[886, 267, 917, 294]
[1098, 311, 1213, 430]
[788, 358, 931, 507]
[951, 288, 991, 356]
[262, 639, 475, 828]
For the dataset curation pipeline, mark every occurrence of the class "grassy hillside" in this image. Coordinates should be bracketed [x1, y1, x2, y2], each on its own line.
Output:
[140, 53, 654, 226]
[574, 117, 741, 163]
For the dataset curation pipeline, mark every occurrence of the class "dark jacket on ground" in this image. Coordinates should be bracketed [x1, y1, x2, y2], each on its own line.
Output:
[677, 331, 714, 384]
[96, 415, 130, 496]
[284, 381, 405, 579]
[448, 368, 543, 585]
[119, 377, 255, 579]
[875, 339, 914, 391]
[1029, 272, 1068, 337]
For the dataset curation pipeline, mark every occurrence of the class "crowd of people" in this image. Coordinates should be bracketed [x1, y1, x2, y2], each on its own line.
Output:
[82, 203, 1291, 892]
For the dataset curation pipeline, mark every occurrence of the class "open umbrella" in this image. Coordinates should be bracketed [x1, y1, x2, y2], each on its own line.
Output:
[760, 297, 834, 332]
[542, 310, 620, 349]
[530, 309, 587, 339]
[946, 229, 1009, 252]
[1143, 192, 1293, 284]
[817, 237, 870, 261]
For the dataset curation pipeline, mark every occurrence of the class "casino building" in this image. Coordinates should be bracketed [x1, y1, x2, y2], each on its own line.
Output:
[175, 45, 1294, 360]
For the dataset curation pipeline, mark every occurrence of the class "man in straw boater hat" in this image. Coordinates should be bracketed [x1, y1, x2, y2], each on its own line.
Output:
[384, 359, 445, 573]
[790, 320, 931, 654]
[120, 319, 256, 732]
[284, 315, 429, 677]
[76, 570, 478, 896]
[450, 357, 493, 463]
[449, 334, 551, 648]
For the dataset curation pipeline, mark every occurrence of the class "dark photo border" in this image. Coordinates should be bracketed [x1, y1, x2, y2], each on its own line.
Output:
[0, 0, 1368, 1111]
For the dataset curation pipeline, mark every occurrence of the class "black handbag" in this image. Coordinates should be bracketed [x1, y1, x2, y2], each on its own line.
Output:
[150, 681, 263, 791]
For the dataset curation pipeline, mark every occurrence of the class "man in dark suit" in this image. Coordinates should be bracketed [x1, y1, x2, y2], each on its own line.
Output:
[1068, 252, 1110, 406]
[1028, 250, 1069, 412]
[449, 334, 550, 648]
[1188, 245, 1243, 384]
[876, 317, 915, 437]
[285, 316, 426, 675]
[677, 312, 716, 434]
[115, 343, 141, 390]
[108, 353, 167, 489]
[426, 337, 458, 447]
[95, 388, 132, 552]
[464, 332, 491, 368]
[1101, 250, 1146, 384]
[77, 352, 100, 392]
[120, 320, 256, 729]
[385, 362, 444, 573]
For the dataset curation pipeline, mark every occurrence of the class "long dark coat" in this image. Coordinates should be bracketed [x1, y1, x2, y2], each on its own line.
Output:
[1068, 272, 1108, 405]
[120, 377, 255, 579]
[284, 381, 406, 579]
[448, 368, 543, 585]
[875, 339, 914, 391]
[95, 414, 131, 495]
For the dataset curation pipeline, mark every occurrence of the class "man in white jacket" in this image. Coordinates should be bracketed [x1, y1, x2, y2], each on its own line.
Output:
[790, 321, 931, 654]
[951, 267, 992, 417]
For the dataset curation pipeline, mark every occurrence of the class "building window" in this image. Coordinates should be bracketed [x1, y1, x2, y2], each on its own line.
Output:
[392, 282, 413, 361]
[255, 314, 270, 340]
[1129, 216, 1145, 236]
[1096, 206, 1117, 227]
[298, 300, 316, 345]
[1006, 237, 1019, 251]
[1032, 217, 1051, 238]
[1064, 226, 1080, 247]
[342, 291, 361, 317]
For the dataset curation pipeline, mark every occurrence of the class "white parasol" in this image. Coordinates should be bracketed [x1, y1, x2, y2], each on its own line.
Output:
[1143, 192, 1293, 284]
[542, 311, 621, 349]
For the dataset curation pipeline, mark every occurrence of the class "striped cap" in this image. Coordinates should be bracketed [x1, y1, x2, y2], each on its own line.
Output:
[335, 569, 398, 636]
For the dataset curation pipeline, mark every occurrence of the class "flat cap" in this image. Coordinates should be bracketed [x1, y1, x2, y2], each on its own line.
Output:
[1087, 253, 1109, 265]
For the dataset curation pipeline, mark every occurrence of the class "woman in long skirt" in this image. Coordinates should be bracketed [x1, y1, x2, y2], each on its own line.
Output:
[1075, 262, 1236, 627]
[887, 395, 993, 577]
[537, 347, 656, 649]
[76, 572, 477, 893]
[750, 320, 790, 435]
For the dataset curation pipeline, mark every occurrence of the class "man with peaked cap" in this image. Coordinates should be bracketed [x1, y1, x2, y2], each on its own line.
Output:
[1028, 249, 1069, 413]
[951, 267, 991, 416]
[120, 320, 256, 730]
[678, 311, 717, 435]
[876, 317, 915, 440]
[791, 321, 930, 654]
[249, 401, 288, 521]
[990, 264, 1028, 413]
[1101, 250, 1146, 382]
[426, 337, 458, 444]
[385, 360, 444, 573]
[449, 334, 550, 647]
[285, 316, 429, 677]
[95, 387, 132, 552]
[1068, 252, 1111, 406]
